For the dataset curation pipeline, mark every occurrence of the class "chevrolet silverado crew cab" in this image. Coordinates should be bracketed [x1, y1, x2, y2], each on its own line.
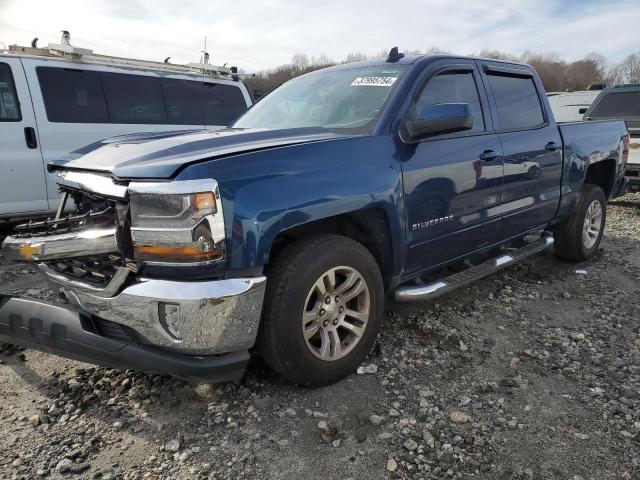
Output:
[0, 49, 630, 386]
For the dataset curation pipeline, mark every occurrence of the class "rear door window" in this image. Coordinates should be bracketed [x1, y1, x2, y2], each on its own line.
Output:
[486, 73, 545, 129]
[0, 62, 21, 121]
[37, 66, 109, 123]
[101, 72, 167, 124]
[589, 91, 640, 119]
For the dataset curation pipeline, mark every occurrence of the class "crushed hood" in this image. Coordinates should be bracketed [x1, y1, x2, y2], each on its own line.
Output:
[49, 127, 349, 179]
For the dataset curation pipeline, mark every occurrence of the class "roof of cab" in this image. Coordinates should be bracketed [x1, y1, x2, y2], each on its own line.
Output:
[315, 53, 534, 74]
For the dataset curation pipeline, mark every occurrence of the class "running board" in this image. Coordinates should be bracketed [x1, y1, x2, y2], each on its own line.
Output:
[394, 235, 554, 303]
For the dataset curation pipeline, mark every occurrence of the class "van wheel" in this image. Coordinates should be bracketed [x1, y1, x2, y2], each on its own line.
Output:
[554, 184, 606, 262]
[257, 235, 384, 386]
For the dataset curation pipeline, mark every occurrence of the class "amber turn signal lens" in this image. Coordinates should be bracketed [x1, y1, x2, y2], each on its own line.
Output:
[194, 192, 216, 211]
[134, 245, 223, 262]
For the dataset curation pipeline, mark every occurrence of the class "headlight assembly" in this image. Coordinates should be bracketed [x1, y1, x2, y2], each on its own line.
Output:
[128, 179, 226, 265]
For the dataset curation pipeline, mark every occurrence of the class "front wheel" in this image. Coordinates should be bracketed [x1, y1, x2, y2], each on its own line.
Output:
[554, 184, 606, 262]
[257, 235, 384, 386]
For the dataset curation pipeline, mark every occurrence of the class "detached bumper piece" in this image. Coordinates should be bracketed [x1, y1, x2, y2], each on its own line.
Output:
[0, 296, 249, 383]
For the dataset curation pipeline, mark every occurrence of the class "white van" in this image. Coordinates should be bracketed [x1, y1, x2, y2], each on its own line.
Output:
[546, 91, 600, 123]
[0, 45, 252, 219]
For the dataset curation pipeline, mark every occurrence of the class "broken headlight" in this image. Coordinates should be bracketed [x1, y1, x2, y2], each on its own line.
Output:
[128, 179, 226, 264]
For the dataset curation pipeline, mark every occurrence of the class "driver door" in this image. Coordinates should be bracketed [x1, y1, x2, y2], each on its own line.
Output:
[397, 60, 504, 275]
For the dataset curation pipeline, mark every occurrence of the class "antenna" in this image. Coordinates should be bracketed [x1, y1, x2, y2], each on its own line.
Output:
[386, 46, 405, 63]
[201, 36, 209, 64]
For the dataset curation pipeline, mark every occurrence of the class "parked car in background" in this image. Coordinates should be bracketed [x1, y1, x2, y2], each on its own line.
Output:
[547, 90, 600, 122]
[584, 84, 640, 191]
[0, 51, 630, 386]
[0, 42, 252, 220]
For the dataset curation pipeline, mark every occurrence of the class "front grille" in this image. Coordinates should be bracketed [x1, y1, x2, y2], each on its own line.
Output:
[45, 254, 124, 288]
[13, 188, 119, 239]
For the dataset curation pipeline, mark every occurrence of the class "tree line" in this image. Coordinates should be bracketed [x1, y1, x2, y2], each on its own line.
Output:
[246, 48, 640, 96]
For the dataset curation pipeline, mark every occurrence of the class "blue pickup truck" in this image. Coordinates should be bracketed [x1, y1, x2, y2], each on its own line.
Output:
[0, 50, 630, 386]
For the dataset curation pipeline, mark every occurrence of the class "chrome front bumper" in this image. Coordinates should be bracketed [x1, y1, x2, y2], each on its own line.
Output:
[51, 274, 267, 355]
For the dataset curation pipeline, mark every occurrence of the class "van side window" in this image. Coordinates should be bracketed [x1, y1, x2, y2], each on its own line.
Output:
[486, 73, 544, 129]
[416, 71, 485, 133]
[37, 67, 109, 123]
[162, 78, 247, 126]
[203, 83, 247, 125]
[161, 78, 204, 125]
[101, 72, 167, 124]
[37, 66, 247, 126]
[0, 62, 22, 121]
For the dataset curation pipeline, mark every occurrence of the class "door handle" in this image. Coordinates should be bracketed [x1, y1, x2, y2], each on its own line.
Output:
[24, 127, 38, 149]
[479, 149, 500, 161]
[545, 141, 560, 151]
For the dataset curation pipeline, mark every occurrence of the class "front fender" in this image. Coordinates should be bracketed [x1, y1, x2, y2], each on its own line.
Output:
[176, 135, 404, 276]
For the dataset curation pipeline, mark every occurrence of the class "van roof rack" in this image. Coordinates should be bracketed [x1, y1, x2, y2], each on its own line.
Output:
[3, 32, 250, 81]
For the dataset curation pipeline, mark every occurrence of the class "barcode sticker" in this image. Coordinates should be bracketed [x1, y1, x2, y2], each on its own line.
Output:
[351, 76, 397, 87]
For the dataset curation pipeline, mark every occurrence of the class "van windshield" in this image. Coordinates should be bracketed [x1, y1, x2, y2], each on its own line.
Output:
[232, 65, 407, 134]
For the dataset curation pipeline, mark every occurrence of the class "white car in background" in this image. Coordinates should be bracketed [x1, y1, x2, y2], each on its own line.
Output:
[0, 41, 252, 220]
[547, 90, 600, 123]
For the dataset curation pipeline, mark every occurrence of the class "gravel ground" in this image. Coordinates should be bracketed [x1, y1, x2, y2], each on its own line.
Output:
[1, 194, 640, 480]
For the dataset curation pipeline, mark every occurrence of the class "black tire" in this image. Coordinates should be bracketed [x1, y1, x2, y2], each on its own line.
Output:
[554, 184, 606, 262]
[257, 234, 384, 386]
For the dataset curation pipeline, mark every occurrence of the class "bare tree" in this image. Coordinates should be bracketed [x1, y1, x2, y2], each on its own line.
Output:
[618, 53, 640, 83]
[246, 48, 633, 100]
[290, 53, 310, 73]
[343, 52, 368, 64]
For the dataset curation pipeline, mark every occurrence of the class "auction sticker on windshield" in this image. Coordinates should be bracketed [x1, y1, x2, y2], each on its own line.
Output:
[351, 76, 397, 87]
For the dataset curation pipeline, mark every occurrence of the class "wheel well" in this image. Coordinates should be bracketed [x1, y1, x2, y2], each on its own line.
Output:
[584, 159, 616, 198]
[268, 209, 393, 288]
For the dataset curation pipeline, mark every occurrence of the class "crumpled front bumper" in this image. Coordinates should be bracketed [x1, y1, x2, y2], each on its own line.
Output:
[0, 266, 266, 381]
[0, 296, 251, 383]
[58, 274, 267, 355]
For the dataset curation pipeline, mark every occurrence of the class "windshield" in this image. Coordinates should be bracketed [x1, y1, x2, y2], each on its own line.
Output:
[589, 90, 640, 119]
[232, 65, 408, 133]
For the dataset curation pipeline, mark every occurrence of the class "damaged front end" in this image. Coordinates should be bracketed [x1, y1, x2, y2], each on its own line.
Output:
[0, 170, 265, 382]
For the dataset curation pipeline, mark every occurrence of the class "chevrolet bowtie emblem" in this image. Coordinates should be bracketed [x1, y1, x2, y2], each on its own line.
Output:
[19, 243, 42, 260]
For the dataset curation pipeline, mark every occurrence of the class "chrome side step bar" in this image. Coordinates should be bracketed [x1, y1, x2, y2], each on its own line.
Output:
[394, 235, 554, 303]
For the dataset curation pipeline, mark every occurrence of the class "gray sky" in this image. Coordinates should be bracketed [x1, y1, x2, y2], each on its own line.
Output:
[1, 0, 639, 72]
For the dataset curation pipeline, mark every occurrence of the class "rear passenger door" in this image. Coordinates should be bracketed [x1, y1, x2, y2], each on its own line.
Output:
[479, 62, 563, 238]
[0, 58, 48, 216]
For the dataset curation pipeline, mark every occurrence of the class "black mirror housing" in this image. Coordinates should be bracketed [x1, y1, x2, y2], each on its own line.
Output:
[404, 103, 473, 141]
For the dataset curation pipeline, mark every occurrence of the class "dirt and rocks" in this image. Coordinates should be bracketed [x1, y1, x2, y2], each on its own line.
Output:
[1, 194, 640, 480]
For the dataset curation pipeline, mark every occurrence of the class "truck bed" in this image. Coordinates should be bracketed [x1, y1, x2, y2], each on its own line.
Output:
[554, 118, 628, 216]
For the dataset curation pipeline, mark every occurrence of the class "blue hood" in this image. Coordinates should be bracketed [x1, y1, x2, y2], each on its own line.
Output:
[48, 127, 349, 179]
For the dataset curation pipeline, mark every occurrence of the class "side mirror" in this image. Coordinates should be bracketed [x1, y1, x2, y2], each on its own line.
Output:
[404, 103, 473, 141]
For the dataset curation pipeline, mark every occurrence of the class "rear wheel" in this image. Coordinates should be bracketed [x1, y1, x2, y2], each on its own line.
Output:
[554, 184, 606, 261]
[257, 235, 384, 386]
